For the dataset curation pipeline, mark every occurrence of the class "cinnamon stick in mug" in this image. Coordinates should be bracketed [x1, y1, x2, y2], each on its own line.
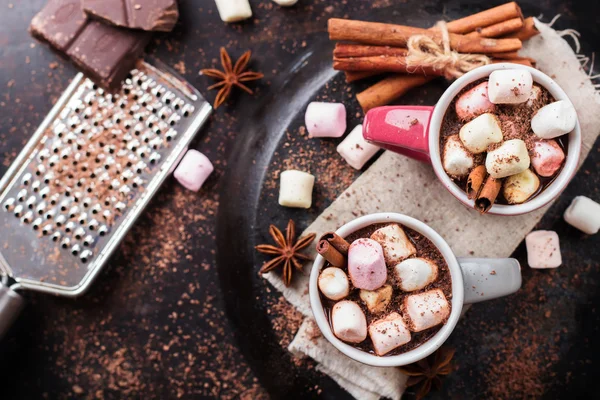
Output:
[317, 240, 346, 267]
[466, 165, 487, 200]
[319, 232, 350, 255]
[475, 176, 503, 213]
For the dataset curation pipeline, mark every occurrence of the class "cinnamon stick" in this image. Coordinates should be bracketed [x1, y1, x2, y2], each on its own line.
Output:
[445, 2, 523, 34]
[475, 176, 503, 213]
[504, 17, 539, 41]
[466, 165, 487, 200]
[334, 43, 408, 58]
[319, 232, 350, 255]
[316, 240, 346, 267]
[465, 17, 523, 38]
[357, 74, 435, 112]
[328, 19, 522, 54]
[345, 71, 382, 83]
[333, 56, 441, 75]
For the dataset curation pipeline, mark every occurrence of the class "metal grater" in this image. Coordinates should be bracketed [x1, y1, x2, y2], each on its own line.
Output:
[0, 59, 211, 337]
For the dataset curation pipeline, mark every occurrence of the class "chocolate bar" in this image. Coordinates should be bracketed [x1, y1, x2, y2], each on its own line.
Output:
[30, 0, 150, 88]
[83, 0, 179, 32]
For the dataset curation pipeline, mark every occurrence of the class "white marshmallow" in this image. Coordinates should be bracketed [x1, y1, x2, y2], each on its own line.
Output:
[403, 289, 451, 332]
[394, 258, 438, 292]
[272, 0, 298, 5]
[502, 169, 540, 204]
[459, 113, 503, 154]
[370, 224, 417, 265]
[487, 69, 533, 104]
[525, 230, 562, 269]
[531, 100, 577, 139]
[526, 85, 542, 108]
[368, 312, 412, 356]
[348, 238, 387, 290]
[359, 284, 393, 314]
[331, 300, 368, 343]
[278, 170, 315, 208]
[318, 267, 350, 301]
[337, 124, 380, 170]
[564, 196, 600, 235]
[442, 135, 474, 177]
[455, 81, 496, 121]
[214, 0, 253, 22]
[305, 102, 346, 138]
[485, 139, 530, 178]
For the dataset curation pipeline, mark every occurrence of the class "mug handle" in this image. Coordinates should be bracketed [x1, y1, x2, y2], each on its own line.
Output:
[457, 258, 522, 304]
[363, 105, 435, 163]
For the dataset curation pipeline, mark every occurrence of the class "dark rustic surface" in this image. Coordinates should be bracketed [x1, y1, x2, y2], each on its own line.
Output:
[0, 0, 599, 399]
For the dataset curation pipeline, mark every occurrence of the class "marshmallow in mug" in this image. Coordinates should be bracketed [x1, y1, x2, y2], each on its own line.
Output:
[347, 238, 387, 290]
[368, 312, 412, 356]
[531, 100, 577, 139]
[454, 81, 496, 121]
[403, 289, 451, 332]
[214, 0, 253, 22]
[278, 170, 315, 208]
[305, 102, 346, 138]
[531, 140, 565, 177]
[458, 113, 503, 154]
[502, 169, 540, 205]
[331, 300, 368, 343]
[394, 258, 439, 292]
[173, 150, 214, 192]
[525, 230, 562, 269]
[487, 69, 533, 104]
[442, 135, 474, 177]
[370, 224, 417, 265]
[337, 125, 380, 170]
[318, 267, 350, 301]
[564, 196, 600, 235]
[485, 139, 530, 178]
[359, 285, 393, 314]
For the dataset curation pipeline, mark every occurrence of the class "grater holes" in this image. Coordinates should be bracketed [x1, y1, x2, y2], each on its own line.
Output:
[32, 218, 42, 230]
[61, 238, 70, 249]
[3, 198, 15, 211]
[14, 205, 23, 217]
[65, 222, 75, 233]
[98, 226, 108, 236]
[22, 212, 33, 224]
[17, 189, 27, 202]
[83, 235, 94, 247]
[80, 250, 92, 263]
[52, 232, 61, 242]
[22, 173, 32, 185]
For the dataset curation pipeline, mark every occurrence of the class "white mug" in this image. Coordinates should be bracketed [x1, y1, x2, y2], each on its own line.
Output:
[363, 63, 582, 216]
[309, 212, 522, 367]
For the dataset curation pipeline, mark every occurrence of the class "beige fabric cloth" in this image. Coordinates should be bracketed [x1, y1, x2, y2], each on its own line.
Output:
[264, 19, 600, 399]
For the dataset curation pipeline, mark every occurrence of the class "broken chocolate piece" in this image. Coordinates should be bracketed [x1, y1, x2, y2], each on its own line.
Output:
[83, 0, 179, 32]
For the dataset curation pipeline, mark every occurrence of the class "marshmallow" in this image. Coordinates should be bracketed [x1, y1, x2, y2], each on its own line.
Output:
[272, 0, 298, 6]
[526, 85, 543, 108]
[531, 100, 577, 139]
[459, 113, 503, 154]
[214, 0, 252, 22]
[278, 170, 315, 208]
[525, 230, 562, 269]
[455, 81, 496, 121]
[442, 135, 474, 177]
[359, 284, 393, 314]
[403, 289, 450, 332]
[531, 140, 565, 177]
[173, 150, 214, 192]
[368, 312, 412, 356]
[331, 300, 368, 343]
[370, 224, 417, 265]
[337, 124, 380, 170]
[485, 139, 530, 178]
[348, 238, 387, 290]
[487, 69, 533, 104]
[318, 267, 350, 301]
[502, 169, 540, 204]
[305, 102, 346, 138]
[564, 196, 600, 235]
[394, 258, 438, 292]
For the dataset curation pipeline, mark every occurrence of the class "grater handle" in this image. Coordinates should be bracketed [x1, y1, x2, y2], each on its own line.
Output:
[0, 281, 25, 340]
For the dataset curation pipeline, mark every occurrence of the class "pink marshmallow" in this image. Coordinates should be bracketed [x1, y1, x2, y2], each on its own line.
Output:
[525, 230, 562, 269]
[305, 102, 347, 138]
[348, 238, 387, 290]
[530, 140, 565, 177]
[173, 149, 214, 192]
[455, 81, 496, 121]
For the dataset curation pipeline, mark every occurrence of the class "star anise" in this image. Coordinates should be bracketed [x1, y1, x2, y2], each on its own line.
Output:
[398, 347, 455, 400]
[200, 47, 264, 109]
[255, 220, 316, 286]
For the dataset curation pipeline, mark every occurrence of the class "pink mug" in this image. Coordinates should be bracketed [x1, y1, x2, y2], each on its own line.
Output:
[363, 63, 582, 216]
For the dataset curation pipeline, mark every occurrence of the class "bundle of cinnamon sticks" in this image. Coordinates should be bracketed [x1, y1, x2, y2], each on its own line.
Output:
[328, 2, 540, 112]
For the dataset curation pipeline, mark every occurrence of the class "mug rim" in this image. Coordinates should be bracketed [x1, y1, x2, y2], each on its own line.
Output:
[428, 63, 582, 216]
[308, 212, 464, 367]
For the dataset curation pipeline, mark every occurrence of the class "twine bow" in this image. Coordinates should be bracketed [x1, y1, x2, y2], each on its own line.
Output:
[406, 21, 491, 79]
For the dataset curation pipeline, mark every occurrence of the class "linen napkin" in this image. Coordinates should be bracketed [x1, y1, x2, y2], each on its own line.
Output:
[264, 19, 600, 399]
